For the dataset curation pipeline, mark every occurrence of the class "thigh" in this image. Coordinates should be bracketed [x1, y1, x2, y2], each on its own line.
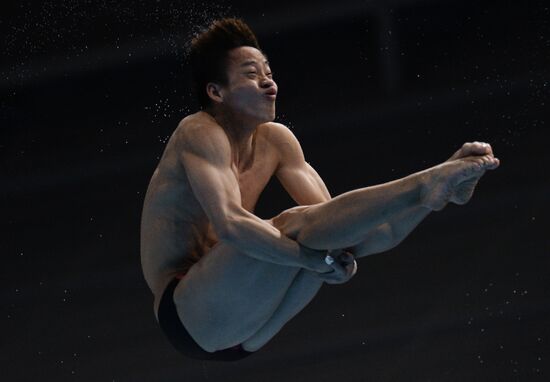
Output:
[173, 228, 302, 352]
[241, 268, 324, 351]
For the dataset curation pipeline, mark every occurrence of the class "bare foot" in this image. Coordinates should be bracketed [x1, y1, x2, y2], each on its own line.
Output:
[422, 155, 500, 211]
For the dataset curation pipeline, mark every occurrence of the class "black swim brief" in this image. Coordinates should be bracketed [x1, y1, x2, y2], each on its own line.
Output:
[158, 276, 255, 362]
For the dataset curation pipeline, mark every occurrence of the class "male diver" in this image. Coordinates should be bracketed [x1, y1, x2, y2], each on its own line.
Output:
[140, 18, 500, 361]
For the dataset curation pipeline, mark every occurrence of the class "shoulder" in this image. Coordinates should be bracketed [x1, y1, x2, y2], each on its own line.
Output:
[260, 122, 301, 151]
[175, 112, 229, 146]
[174, 112, 231, 163]
[259, 122, 305, 167]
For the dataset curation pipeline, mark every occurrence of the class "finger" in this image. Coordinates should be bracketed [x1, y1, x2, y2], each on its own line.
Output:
[324, 255, 346, 274]
[324, 261, 356, 284]
[318, 268, 345, 284]
[330, 260, 347, 276]
[328, 251, 353, 269]
[337, 251, 355, 265]
[346, 260, 358, 277]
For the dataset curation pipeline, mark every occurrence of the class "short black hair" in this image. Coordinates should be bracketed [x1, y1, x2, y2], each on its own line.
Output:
[189, 18, 262, 109]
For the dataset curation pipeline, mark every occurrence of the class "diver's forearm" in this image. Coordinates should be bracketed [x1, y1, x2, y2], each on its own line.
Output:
[223, 214, 330, 272]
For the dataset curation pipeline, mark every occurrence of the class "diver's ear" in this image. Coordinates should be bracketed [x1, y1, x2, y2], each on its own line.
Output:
[206, 82, 224, 104]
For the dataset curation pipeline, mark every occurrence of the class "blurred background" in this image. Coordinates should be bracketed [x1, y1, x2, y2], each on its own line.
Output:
[2, 0, 549, 380]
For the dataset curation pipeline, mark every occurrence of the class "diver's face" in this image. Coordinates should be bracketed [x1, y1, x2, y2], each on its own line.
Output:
[221, 46, 277, 123]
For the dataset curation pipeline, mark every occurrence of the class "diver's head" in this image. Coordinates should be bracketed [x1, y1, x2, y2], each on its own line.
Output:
[189, 18, 277, 124]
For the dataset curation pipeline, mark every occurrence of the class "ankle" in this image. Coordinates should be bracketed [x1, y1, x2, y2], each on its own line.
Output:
[417, 166, 439, 211]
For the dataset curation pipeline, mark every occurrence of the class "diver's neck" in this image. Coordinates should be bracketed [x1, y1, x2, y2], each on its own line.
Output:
[202, 108, 257, 170]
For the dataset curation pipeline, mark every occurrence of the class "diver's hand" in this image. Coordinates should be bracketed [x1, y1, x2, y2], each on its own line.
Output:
[316, 250, 357, 285]
[300, 244, 334, 273]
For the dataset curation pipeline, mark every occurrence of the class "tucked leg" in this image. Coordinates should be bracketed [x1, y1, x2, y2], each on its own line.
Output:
[271, 157, 495, 251]
[241, 268, 324, 352]
[174, 158, 494, 352]
[172, 238, 302, 353]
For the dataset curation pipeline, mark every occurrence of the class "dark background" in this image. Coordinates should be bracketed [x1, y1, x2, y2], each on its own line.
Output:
[2, 0, 549, 381]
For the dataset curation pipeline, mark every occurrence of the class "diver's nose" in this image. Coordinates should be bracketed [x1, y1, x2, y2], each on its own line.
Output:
[260, 76, 276, 88]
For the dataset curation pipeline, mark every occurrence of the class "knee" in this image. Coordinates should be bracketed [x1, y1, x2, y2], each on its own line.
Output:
[241, 339, 265, 352]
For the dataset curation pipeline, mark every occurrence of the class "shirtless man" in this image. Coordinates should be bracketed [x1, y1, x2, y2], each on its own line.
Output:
[140, 18, 500, 361]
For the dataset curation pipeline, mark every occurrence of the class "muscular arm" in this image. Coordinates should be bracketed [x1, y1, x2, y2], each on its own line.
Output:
[272, 122, 429, 256]
[177, 122, 331, 272]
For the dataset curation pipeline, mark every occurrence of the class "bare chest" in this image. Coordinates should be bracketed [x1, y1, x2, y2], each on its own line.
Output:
[232, 156, 277, 212]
